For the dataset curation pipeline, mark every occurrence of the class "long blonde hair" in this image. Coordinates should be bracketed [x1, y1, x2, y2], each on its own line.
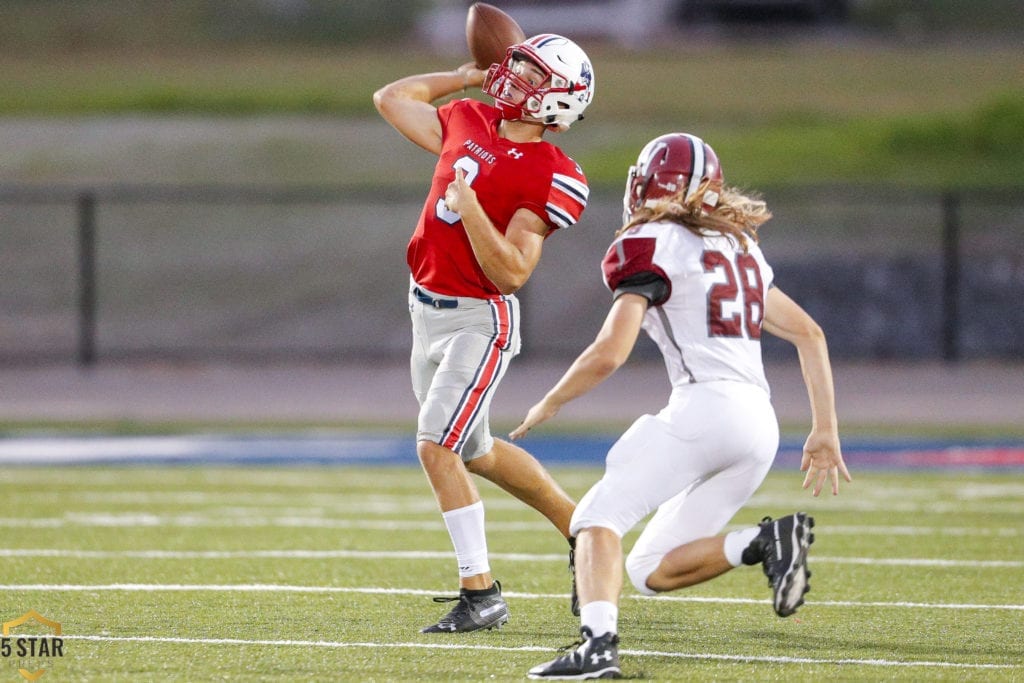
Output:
[618, 178, 772, 251]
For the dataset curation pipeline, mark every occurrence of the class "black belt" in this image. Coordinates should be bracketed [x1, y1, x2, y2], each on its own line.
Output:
[414, 287, 458, 309]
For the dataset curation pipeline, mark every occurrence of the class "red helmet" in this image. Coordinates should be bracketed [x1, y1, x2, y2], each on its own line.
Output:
[622, 133, 723, 221]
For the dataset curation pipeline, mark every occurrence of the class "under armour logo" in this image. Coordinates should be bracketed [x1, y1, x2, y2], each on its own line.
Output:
[507, 148, 524, 159]
[590, 649, 614, 664]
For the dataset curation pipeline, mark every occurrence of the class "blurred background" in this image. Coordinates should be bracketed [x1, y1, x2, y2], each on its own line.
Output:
[1, 0, 1022, 373]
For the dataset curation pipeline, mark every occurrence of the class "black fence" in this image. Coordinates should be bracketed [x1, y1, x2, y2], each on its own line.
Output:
[2, 183, 1022, 366]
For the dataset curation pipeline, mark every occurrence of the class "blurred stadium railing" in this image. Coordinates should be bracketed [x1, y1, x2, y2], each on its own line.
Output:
[1, 183, 1022, 366]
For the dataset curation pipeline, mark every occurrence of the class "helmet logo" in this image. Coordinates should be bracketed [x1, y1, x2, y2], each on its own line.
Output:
[625, 133, 723, 220]
[576, 62, 593, 103]
[579, 62, 592, 89]
[638, 141, 669, 175]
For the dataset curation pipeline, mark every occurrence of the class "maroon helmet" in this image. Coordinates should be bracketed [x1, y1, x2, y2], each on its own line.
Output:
[623, 133, 723, 221]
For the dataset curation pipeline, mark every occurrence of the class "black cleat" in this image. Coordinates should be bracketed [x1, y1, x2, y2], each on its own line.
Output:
[528, 627, 621, 679]
[420, 580, 509, 633]
[568, 537, 580, 617]
[743, 513, 816, 617]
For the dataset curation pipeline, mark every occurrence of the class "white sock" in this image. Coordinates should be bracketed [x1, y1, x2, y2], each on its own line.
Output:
[441, 501, 490, 578]
[723, 527, 761, 567]
[580, 601, 618, 638]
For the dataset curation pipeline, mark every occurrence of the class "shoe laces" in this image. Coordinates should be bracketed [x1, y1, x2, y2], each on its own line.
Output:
[557, 626, 594, 654]
[431, 594, 464, 604]
[431, 579, 501, 605]
[557, 636, 586, 654]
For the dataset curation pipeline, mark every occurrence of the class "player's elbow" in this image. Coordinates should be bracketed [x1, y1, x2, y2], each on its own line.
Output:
[373, 81, 413, 119]
[791, 318, 828, 353]
[588, 340, 629, 375]
[490, 266, 531, 295]
[372, 85, 395, 117]
[590, 353, 623, 378]
[801, 318, 826, 343]
[498, 275, 528, 295]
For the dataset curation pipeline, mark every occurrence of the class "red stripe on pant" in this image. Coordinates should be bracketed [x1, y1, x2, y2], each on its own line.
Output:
[441, 298, 512, 452]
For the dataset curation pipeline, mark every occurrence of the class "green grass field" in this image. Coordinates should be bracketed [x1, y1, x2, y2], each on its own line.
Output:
[1, 464, 1020, 681]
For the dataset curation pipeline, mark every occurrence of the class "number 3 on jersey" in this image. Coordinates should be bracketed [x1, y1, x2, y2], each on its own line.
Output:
[702, 250, 764, 340]
[435, 156, 481, 225]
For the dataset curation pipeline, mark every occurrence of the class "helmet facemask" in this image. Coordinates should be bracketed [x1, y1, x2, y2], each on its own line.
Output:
[484, 51, 553, 122]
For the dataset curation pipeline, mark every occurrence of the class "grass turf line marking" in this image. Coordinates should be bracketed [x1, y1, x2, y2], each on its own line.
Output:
[0, 515, 543, 531]
[2, 548, 1020, 569]
[2, 584, 1021, 611]
[1, 515, 1021, 536]
[57, 635, 1019, 670]
[13, 485, 1024, 520]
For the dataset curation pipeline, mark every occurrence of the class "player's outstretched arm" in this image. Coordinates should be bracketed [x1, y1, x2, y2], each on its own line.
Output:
[763, 286, 852, 496]
[372, 63, 485, 155]
[510, 294, 646, 440]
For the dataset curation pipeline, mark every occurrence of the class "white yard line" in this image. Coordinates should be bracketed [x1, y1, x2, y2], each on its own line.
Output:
[53, 634, 1021, 670]
[0, 515, 524, 530]
[0, 514, 1020, 537]
[2, 584, 1021, 611]
[0, 547, 1021, 569]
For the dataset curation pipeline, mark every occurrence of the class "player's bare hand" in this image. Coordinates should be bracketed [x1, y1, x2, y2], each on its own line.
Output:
[509, 400, 560, 440]
[800, 429, 851, 496]
[444, 167, 477, 214]
[456, 62, 486, 89]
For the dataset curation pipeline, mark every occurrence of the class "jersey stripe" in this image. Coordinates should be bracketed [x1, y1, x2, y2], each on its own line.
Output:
[552, 173, 589, 205]
[546, 203, 574, 229]
[548, 173, 588, 229]
[655, 306, 697, 383]
[440, 297, 515, 453]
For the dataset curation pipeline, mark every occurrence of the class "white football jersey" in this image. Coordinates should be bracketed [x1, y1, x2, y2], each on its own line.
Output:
[602, 220, 773, 393]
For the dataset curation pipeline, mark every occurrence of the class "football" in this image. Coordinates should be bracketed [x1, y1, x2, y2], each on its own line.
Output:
[466, 2, 526, 70]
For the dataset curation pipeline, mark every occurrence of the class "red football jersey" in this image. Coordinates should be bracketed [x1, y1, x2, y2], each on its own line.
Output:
[407, 99, 589, 298]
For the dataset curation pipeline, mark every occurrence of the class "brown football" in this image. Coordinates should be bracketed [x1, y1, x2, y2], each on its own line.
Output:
[466, 2, 526, 70]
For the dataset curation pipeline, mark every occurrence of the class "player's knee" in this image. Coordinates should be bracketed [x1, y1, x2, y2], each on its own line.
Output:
[569, 508, 606, 538]
[625, 551, 659, 596]
[570, 493, 639, 539]
[417, 440, 459, 470]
